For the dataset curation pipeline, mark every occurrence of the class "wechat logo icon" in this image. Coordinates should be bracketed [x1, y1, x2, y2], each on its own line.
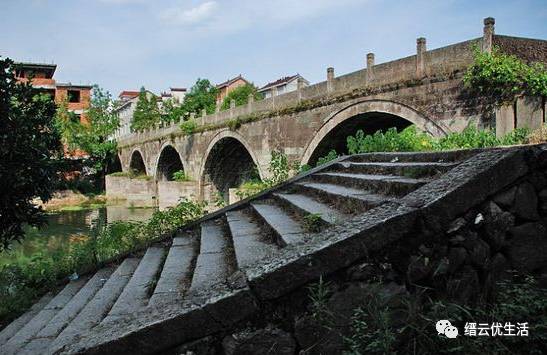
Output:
[436, 320, 459, 338]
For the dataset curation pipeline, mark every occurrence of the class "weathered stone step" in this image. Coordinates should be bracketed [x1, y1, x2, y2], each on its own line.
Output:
[331, 161, 457, 177]
[20, 268, 114, 354]
[310, 172, 428, 197]
[104, 246, 166, 322]
[0, 294, 53, 346]
[149, 235, 196, 306]
[189, 220, 235, 292]
[273, 192, 345, 225]
[293, 182, 393, 214]
[345, 150, 476, 163]
[250, 202, 306, 246]
[1, 277, 88, 354]
[226, 210, 280, 270]
[47, 258, 139, 352]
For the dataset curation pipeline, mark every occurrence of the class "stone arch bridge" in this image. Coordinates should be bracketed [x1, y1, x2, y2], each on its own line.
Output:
[108, 18, 547, 208]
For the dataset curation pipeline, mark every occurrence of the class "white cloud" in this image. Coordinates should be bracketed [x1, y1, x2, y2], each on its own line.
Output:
[160, 1, 218, 26]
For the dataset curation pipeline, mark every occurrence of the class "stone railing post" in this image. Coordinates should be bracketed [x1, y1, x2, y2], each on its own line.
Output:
[327, 67, 335, 93]
[215, 104, 220, 113]
[190, 112, 195, 120]
[201, 108, 207, 118]
[482, 17, 495, 53]
[297, 77, 305, 102]
[366, 53, 375, 83]
[230, 99, 236, 118]
[247, 93, 254, 113]
[272, 86, 278, 109]
[416, 37, 426, 78]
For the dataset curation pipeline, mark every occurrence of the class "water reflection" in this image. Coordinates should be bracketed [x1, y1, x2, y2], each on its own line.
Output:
[0, 206, 155, 264]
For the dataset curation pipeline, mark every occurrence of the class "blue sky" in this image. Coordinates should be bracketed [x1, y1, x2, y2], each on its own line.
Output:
[1, 0, 545, 96]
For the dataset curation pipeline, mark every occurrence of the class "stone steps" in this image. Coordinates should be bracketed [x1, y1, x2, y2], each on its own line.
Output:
[293, 182, 393, 214]
[331, 161, 457, 178]
[1, 279, 87, 355]
[6, 268, 114, 354]
[346, 150, 477, 163]
[189, 220, 236, 292]
[149, 235, 196, 306]
[0, 146, 490, 354]
[310, 172, 428, 197]
[104, 246, 166, 322]
[47, 258, 139, 352]
[273, 192, 345, 225]
[0, 294, 53, 346]
[250, 201, 307, 246]
[226, 210, 280, 270]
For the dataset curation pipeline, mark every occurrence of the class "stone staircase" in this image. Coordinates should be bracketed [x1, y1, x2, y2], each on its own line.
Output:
[1, 146, 540, 354]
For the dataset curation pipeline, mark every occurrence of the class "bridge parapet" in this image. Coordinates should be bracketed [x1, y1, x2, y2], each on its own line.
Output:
[116, 17, 546, 150]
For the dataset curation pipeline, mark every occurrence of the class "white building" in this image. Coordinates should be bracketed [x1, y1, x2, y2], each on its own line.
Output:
[257, 74, 309, 99]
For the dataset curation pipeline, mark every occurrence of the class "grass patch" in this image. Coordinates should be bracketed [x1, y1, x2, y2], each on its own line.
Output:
[303, 213, 323, 233]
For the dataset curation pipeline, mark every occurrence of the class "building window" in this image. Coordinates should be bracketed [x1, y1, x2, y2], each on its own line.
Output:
[68, 90, 80, 103]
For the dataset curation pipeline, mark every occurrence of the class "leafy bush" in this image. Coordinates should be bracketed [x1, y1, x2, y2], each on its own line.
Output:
[316, 150, 339, 166]
[220, 83, 263, 111]
[345, 125, 530, 155]
[347, 126, 433, 154]
[180, 119, 197, 136]
[0, 199, 205, 324]
[172, 170, 190, 182]
[344, 276, 547, 354]
[464, 46, 547, 102]
[235, 180, 269, 200]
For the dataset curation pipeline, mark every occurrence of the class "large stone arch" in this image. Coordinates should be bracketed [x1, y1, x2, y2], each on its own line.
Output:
[155, 143, 186, 181]
[199, 130, 263, 202]
[129, 149, 147, 175]
[301, 99, 448, 165]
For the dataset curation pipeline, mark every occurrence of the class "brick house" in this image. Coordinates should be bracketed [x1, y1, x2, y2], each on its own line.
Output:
[215, 75, 249, 105]
[14, 62, 93, 158]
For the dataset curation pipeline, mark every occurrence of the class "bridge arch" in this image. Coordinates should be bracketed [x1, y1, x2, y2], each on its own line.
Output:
[129, 149, 147, 175]
[199, 130, 263, 202]
[155, 144, 185, 181]
[301, 99, 448, 165]
[106, 153, 123, 174]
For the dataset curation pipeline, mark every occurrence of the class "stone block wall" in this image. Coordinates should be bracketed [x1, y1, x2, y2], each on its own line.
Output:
[495, 96, 546, 137]
[105, 175, 157, 207]
[157, 181, 199, 210]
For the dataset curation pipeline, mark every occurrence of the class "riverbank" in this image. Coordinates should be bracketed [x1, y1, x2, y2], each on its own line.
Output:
[33, 190, 109, 212]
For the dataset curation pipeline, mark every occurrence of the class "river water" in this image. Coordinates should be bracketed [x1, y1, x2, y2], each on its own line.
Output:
[0, 205, 155, 264]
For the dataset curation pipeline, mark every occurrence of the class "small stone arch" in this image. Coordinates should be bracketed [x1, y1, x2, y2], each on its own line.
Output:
[301, 99, 448, 165]
[199, 130, 263, 202]
[106, 153, 123, 174]
[155, 144, 185, 181]
[129, 149, 147, 175]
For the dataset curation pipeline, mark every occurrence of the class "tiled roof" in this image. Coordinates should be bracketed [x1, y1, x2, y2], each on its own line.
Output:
[258, 74, 300, 91]
[216, 74, 249, 89]
[119, 91, 140, 99]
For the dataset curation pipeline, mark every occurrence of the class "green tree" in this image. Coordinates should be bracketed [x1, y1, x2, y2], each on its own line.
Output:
[131, 87, 160, 131]
[0, 58, 63, 250]
[56, 86, 120, 189]
[161, 98, 185, 123]
[181, 78, 218, 116]
[220, 83, 262, 110]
